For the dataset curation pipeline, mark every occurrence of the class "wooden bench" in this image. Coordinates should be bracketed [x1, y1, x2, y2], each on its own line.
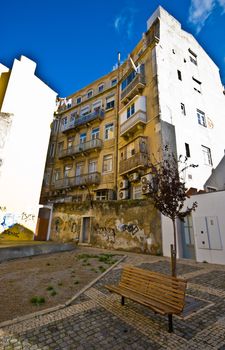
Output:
[105, 265, 187, 333]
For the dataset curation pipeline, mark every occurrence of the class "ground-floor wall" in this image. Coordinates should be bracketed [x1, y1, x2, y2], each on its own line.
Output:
[162, 191, 225, 265]
[50, 199, 162, 254]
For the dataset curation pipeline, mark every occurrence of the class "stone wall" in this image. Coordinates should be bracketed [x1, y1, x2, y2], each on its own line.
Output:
[50, 199, 162, 255]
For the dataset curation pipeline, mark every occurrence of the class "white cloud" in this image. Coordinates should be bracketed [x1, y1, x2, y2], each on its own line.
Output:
[114, 7, 137, 39]
[188, 0, 225, 33]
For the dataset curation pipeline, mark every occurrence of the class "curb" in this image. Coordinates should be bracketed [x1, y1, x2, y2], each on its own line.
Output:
[0, 254, 127, 329]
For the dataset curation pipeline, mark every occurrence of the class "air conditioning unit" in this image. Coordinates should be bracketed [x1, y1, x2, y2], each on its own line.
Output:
[129, 172, 139, 182]
[141, 174, 152, 184]
[119, 189, 129, 200]
[119, 179, 128, 189]
[141, 174, 152, 194]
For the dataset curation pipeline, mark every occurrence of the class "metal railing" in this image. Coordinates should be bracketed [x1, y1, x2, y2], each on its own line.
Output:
[120, 111, 147, 136]
[61, 109, 104, 132]
[54, 172, 101, 189]
[58, 139, 102, 158]
[119, 152, 148, 174]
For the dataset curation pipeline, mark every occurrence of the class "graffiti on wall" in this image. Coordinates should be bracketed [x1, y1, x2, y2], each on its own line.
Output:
[53, 215, 80, 240]
[0, 206, 36, 233]
[94, 223, 116, 243]
[116, 220, 147, 243]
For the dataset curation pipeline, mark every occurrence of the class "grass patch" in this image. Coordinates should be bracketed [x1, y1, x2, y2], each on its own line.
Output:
[30, 296, 45, 306]
[74, 280, 79, 285]
[98, 266, 106, 273]
[58, 282, 63, 286]
[50, 290, 57, 296]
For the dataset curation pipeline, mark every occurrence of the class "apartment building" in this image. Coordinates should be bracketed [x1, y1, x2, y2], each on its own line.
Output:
[39, 7, 225, 250]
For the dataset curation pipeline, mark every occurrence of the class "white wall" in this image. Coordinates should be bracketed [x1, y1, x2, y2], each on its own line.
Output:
[162, 191, 225, 265]
[150, 7, 225, 190]
[120, 95, 146, 124]
[0, 56, 57, 232]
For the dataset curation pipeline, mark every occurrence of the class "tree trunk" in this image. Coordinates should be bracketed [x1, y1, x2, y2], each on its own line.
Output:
[171, 218, 177, 277]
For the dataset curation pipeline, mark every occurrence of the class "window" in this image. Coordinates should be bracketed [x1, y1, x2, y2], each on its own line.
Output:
[121, 70, 137, 91]
[64, 165, 72, 178]
[77, 96, 82, 104]
[67, 137, 73, 148]
[80, 105, 90, 115]
[103, 154, 113, 173]
[106, 96, 115, 110]
[127, 103, 135, 119]
[104, 123, 114, 140]
[52, 120, 58, 133]
[62, 117, 67, 127]
[87, 90, 93, 99]
[197, 109, 206, 127]
[80, 133, 86, 144]
[49, 143, 55, 157]
[96, 190, 108, 201]
[58, 141, 64, 154]
[132, 185, 142, 199]
[76, 162, 84, 176]
[89, 159, 97, 173]
[189, 49, 197, 66]
[92, 100, 102, 111]
[53, 169, 61, 183]
[177, 70, 182, 81]
[193, 77, 201, 93]
[111, 78, 117, 87]
[202, 145, 212, 166]
[98, 84, 104, 93]
[91, 127, 99, 140]
[181, 103, 186, 115]
[185, 143, 190, 158]
[127, 142, 135, 158]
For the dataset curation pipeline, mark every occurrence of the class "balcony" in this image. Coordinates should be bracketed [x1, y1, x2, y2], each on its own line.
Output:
[54, 172, 101, 190]
[119, 152, 148, 175]
[58, 139, 102, 159]
[120, 111, 147, 137]
[61, 109, 104, 133]
[121, 74, 145, 104]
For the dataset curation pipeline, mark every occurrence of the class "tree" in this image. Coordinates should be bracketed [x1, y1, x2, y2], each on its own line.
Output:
[144, 147, 198, 277]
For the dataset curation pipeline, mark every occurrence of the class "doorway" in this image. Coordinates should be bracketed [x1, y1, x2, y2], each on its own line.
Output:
[180, 215, 196, 259]
[80, 217, 90, 243]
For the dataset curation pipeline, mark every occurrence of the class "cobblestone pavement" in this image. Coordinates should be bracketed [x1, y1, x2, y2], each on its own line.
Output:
[1, 249, 225, 349]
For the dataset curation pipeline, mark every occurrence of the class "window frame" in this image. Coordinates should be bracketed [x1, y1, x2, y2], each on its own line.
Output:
[87, 90, 93, 99]
[197, 109, 207, 127]
[102, 154, 113, 173]
[104, 122, 114, 140]
[202, 145, 213, 166]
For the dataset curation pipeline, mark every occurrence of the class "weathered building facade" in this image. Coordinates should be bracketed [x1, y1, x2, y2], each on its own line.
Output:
[38, 7, 225, 254]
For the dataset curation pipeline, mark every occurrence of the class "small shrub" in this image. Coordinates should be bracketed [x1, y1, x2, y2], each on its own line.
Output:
[99, 266, 106, 273]
[58, 282, 63, 286]
[74, 280, 79, 285]
[51, 290, 57, 296]
[30, 296, 45, 306]
[46, 286, 54, 291]
[46, 263, 50, 266]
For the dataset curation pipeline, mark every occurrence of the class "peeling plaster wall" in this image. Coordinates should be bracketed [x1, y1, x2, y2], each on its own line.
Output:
[50, 200, 161, 254]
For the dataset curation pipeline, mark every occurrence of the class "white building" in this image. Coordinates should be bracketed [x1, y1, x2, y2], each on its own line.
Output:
[148, 6, 225, 190]
[0, 56, 57, 233]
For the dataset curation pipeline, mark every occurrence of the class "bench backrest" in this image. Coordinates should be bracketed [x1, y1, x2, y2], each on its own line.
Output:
[119, 265, 187, 313]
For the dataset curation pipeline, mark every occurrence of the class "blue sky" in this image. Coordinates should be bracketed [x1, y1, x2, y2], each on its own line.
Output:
[1, 0, 225, 97]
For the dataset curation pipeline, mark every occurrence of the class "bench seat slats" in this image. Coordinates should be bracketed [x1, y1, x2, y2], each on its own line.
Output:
[118, 283, 185, 310]
[105, 285, 181, 315]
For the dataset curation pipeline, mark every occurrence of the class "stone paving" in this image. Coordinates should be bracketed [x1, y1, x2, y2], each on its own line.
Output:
[1, 249, 225, 349]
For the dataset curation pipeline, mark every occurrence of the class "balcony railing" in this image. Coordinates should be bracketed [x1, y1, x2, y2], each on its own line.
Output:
[58, 139, 102, 159]
[121, 74, 145, 103]
[54, 172, 101, 190]
[120, 111, 147, 137]
[61, 109, 104, 133]
[119, 152, 148, 175]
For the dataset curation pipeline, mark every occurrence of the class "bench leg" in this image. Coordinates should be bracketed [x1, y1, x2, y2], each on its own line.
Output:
[168, 314, 173, 333]
[121, 296, 125, 306]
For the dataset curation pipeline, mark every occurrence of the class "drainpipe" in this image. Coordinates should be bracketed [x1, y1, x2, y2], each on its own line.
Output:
[115, 52, 121, 199]
[46, 204, 53, 241]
